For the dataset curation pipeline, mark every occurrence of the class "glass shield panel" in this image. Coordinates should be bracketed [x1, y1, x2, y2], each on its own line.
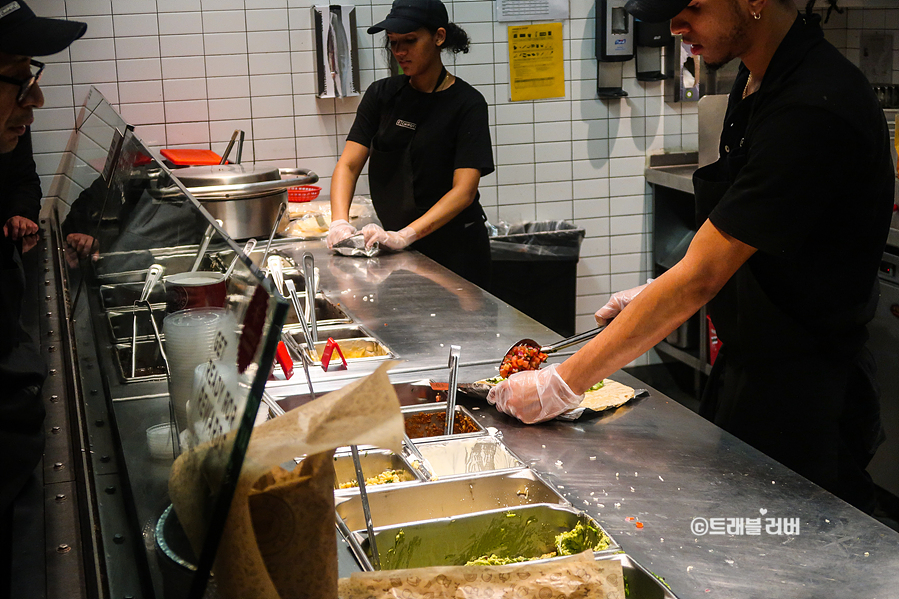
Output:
[44, 88, 288, 598]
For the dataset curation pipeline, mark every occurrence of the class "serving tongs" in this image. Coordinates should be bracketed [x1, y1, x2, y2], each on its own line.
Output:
[131, 264, 164, 378]
[302, 252, 318, 344]
[445, 345, 461, 435]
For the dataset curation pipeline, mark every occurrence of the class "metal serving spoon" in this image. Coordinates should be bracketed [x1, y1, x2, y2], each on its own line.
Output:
[499, 326, 606, 374]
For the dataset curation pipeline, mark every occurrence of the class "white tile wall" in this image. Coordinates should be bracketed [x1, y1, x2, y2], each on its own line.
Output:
[25, 1, 897, 365]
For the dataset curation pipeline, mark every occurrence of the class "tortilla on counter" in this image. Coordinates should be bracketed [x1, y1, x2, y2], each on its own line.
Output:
[467, 377, 636, 418]
[578, 379, 635, 412]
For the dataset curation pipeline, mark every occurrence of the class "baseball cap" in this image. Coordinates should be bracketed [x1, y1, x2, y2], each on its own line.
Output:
[368, 0, 449, 34]
[0, 0, 87, 57]
[624, 0, 690, 23]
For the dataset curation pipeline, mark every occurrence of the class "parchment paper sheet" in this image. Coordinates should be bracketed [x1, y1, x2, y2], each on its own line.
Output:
[338, 551, 625, 599]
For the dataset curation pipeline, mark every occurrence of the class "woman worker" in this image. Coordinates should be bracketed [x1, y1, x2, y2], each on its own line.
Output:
[327, 0, 495, 288]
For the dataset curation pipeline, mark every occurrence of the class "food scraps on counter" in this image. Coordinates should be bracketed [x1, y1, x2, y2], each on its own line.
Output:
[499, 344, 548, 378]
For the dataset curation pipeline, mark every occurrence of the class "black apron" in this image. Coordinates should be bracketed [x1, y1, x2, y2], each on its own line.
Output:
[367, 73, 491, 288]
[693, 102, 883, 513]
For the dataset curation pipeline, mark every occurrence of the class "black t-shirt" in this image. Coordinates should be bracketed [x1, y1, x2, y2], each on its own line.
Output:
[0, 128, 42, 224]
[704, 14, 894, 339]
[347, 75, 494, 216]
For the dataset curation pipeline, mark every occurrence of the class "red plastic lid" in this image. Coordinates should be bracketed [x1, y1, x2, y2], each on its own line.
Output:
[160, 148, 224, 166]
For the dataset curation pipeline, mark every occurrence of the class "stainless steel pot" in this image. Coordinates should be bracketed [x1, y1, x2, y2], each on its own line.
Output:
[172, 165, 318, 239]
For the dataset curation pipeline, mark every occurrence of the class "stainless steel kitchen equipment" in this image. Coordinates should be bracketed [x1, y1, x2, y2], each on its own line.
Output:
[171, 165, 316, 239]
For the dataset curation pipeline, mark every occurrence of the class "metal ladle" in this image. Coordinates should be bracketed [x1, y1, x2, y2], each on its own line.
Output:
[223, 238, 257, 280]
[500, 326, 606, 373]
[131, 264, 164, 377]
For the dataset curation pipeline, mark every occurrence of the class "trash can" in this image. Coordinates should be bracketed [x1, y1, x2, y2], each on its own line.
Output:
[489, 221, 585, 337]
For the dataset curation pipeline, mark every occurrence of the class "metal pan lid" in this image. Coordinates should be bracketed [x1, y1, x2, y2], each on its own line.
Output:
[172, 164, 282, 187]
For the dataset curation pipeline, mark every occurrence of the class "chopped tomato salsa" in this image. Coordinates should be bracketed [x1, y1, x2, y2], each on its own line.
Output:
[500, 344, 548, 378]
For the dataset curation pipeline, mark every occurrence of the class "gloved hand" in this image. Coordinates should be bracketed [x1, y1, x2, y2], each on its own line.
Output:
[361, 224, 417, 250]
[594, 279, 653, 325]
[327, 219, 357, 249]
[487, 363, 584, 424]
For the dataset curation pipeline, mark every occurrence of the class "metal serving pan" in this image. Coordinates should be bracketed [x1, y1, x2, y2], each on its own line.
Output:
[334, 469, 566, 532]
[598, 553, 682, 599]
[401, 403, 485, 442]
[99, 282, 168, 312]
[331, 448, 423, 492]
[350, 503, 619, 571]
[414, 435, 526, 479]
[282, 294, 352, 327]
[113, 341, 168, 383]
[107, 309, 166, 343]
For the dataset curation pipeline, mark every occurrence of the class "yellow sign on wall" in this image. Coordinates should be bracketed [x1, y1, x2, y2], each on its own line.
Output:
[508, 23, 565, 102]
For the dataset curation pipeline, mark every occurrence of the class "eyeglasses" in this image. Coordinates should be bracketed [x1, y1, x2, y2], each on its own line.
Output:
[0, 60, 45, 103]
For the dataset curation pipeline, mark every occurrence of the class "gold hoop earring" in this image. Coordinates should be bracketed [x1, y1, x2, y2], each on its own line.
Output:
[752, 11, 761, 20]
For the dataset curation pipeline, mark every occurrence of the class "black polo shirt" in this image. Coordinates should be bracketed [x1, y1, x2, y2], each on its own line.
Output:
[703, 14, 894, 340]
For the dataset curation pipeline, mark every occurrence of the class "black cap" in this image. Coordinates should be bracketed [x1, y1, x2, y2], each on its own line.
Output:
[624, 0, 689, 23]
[0, 0, 87, 57]
[368, 0, 449, 34]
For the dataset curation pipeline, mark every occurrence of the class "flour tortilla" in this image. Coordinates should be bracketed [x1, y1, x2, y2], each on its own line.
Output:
[578, 379, 636, 412]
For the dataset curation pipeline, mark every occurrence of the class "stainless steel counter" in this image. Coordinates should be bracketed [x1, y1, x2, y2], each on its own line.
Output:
[77, 235, 899, 598]
[455, 371, 899, 599]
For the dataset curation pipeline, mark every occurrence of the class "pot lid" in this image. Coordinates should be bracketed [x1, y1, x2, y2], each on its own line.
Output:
[172, 164, 282, 187]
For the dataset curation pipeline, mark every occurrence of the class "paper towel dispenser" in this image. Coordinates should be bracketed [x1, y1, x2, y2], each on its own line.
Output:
[313, 5, 360, 98]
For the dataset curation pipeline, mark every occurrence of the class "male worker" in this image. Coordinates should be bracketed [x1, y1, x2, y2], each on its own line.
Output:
[489, 0, 894, 514]
[0, 1, 86, 593]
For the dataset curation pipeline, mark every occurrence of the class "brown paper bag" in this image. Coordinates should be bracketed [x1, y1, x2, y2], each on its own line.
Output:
[248, 452, 337, 599]
[170, 361, 405, 599]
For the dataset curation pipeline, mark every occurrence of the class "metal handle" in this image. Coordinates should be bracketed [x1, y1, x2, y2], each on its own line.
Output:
[403, 433, 435, 481]
[259, 203, 287, 271]
[540, 326, 605, 354]
[224, 238, 256, 279]
[285, 280, 315, 352]
[302, 253, 318, 344]
[185, 169, 318, 198]
[219, 129, 242, 165]
[281, 330, 317, 401]
[350, 444, 380, 570]
[190, 221, 220, 272]
[445, 345, 461, 435]
[268, 255, 285, 298]
[131, 264, 165, 378]
[261, 390, 285, 418]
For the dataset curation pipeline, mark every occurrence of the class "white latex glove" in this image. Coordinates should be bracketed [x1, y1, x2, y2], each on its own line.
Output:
[361, 223, 417, 250]
[594, 279, 654, 325]
[487, 363, 584, 424]
[327, 219, 356, 249]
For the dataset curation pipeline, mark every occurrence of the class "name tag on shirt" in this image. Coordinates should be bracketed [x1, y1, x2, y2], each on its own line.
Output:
[395, 119, 417, 130]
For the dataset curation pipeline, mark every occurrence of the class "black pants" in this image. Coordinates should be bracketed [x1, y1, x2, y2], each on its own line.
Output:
[701, 348, 882, 514]
[410, 217, 492, 289]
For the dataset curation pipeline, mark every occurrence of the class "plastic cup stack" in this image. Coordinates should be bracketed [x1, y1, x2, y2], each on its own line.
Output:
[163, 308, 238, 432]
